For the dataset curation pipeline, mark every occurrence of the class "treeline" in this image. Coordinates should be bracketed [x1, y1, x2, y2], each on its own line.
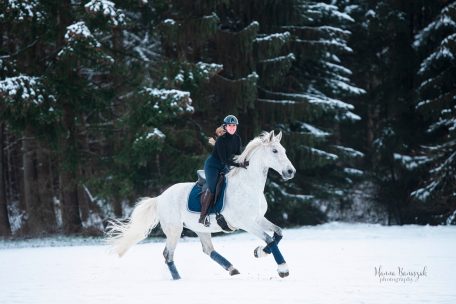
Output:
[1, 0, 455, 237]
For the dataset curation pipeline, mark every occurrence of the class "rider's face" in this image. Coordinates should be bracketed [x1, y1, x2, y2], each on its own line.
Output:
[226, 124, 237, 135]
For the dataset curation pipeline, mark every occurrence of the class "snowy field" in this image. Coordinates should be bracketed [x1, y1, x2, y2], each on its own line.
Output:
[1, 223, 455, 304]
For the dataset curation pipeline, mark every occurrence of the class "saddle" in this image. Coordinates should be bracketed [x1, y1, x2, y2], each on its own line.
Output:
[190, 170, 233, 232]
[196, 170, 224, 201]
[196, 170, 207, 187]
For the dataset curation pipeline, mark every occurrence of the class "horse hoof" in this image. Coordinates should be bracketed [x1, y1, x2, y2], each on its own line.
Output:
[278, 271, 289, 278]
[229, 268, 240, 276]
[277, 263, 289, 278]
[254, 246, 268, 258]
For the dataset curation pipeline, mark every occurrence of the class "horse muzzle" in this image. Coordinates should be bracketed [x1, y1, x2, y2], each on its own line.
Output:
[281, 167, 296, 180]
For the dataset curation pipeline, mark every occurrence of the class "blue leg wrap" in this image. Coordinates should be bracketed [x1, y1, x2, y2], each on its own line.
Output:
[263, 240, 274, 254]
[263, 241, 286, 265]
[273, 232, 283, 244]
[166, 261, 181, 280]
[263, 233, 283, 254]
[210, 251, 232, 270]
[269, 243, 286, 265]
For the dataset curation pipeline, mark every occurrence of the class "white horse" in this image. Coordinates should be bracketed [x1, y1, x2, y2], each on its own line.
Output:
[106, 130, 296, 279]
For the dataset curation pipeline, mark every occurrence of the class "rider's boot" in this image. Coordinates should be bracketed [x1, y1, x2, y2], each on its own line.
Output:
[199, 189, 214, 226]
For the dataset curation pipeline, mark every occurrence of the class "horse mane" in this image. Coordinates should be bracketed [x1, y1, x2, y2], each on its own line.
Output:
[228, 131, 271, 176]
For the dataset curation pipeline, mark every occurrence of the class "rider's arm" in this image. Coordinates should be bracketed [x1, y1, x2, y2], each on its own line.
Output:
[215, 139, 239, 168]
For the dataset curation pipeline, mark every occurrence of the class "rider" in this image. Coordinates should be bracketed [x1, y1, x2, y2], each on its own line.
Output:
[199, 115, 249, 225]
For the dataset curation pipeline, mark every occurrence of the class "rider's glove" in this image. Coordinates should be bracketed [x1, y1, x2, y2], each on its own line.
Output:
[239, 160, 249, 169]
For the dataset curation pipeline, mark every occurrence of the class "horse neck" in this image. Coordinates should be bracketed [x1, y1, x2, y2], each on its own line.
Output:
[230, 151, 268, 192]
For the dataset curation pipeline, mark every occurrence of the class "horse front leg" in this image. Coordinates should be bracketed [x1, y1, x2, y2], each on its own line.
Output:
[253, 217, 283, 258]
[257, 217, 283, 244]
[243, 224, 289, 278]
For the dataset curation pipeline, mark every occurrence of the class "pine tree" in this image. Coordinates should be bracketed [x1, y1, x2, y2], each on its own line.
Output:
[333, 0, 434, 224]
[0, 0, 59, 234]
[252, 1, 365, 219]
[407, 2, 456, 222]
[0, 0, 195, 233]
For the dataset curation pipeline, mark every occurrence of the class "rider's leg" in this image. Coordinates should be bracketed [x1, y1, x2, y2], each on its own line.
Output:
[199, 189, 214, 225]
[199, 156, 220, 225]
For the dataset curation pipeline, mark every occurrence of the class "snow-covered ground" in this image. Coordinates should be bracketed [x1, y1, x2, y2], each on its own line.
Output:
[1, 223, 455, 304]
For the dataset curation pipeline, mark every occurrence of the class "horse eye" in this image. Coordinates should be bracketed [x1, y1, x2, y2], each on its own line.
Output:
[272, 149, 278, 153]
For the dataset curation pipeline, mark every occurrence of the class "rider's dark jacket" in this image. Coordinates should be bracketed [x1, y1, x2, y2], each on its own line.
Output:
[204, 132, 242, 193]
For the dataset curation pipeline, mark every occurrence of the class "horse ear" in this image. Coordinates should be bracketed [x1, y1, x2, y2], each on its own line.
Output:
[275, 131, 282, 142]
[269, 131, 275, 142]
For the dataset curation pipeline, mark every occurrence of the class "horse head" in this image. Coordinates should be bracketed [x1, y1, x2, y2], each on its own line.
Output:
[259, 131, 296, 180]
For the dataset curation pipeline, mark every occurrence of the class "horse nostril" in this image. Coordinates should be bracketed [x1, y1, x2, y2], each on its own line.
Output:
[287, 169, 294, 175]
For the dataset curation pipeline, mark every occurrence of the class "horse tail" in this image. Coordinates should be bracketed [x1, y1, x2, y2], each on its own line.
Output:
[106, 197, 159, 257]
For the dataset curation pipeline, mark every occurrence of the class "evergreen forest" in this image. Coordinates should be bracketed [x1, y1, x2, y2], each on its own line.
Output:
[1, 0, 456, 237]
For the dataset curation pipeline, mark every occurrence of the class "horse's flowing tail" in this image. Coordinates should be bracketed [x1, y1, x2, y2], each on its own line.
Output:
[106, 197, 159, 257]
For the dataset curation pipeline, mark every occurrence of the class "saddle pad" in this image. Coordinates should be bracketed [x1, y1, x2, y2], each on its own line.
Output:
[187, 180, 227, 213]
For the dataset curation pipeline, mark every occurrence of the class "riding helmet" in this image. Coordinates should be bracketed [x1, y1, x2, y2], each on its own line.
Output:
[223, 115, 239, 125]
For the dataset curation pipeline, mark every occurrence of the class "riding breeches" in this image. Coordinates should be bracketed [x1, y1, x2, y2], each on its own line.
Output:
[204, 155, 225, 193]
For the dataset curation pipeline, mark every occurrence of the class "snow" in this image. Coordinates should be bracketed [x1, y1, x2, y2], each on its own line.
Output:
[333, 145, 364, 158]
[326, 77, 366, 95]
[340, 110, 361, 121]
[259, 53, 295, 63]
[365, 9, 376, 18]
[163, 18, 176, 25]
[447, 210, 456, 225]
[195, 62, 223, 79]
[257, 98, 297, 104]
[3, 0, 45, 22]
[174, 70, 185, 83]
[413, 3, 456, 49]
[322, 60, 352, 75]
[307, 147, 339, 160]
[84, 0, 125, 26]
[146, 128, 165, 139]
[142, 88, 194, 113]
[394, 153, 431, 170]
[124, 31, 160, 63]
[263, 90, 354, 111]
[343, 167, 363, 176]
[65, 21, 97, 42]
[296, 38, 353, 53]
[418, 46, 455, 75]
[299, 122, 330, 137]
[0, 75, 44, 104]
[1, 223, 455, 304]
[307, 3, 355, 23]
[411, 182, 438, 202]
[58, 21, 113, 61]
[255, 32, 290, 42]
[269, 181, 314, 202]
[318, 25, 351, 36]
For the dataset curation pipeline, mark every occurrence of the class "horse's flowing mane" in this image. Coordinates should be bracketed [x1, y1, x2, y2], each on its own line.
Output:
[228, 131, 271, 176]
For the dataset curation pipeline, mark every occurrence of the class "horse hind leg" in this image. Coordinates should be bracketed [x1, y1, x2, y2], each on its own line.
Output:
[197, 232, 240, 276]
[162, 224, 183, 280]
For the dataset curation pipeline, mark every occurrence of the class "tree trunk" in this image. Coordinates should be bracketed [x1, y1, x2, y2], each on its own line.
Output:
[59, 103, 82, 234]
[56, 0, 82, 234]
[59, 168, 82, 234]
[22, 129, 57, 235]
[0, 123, 12, 236]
